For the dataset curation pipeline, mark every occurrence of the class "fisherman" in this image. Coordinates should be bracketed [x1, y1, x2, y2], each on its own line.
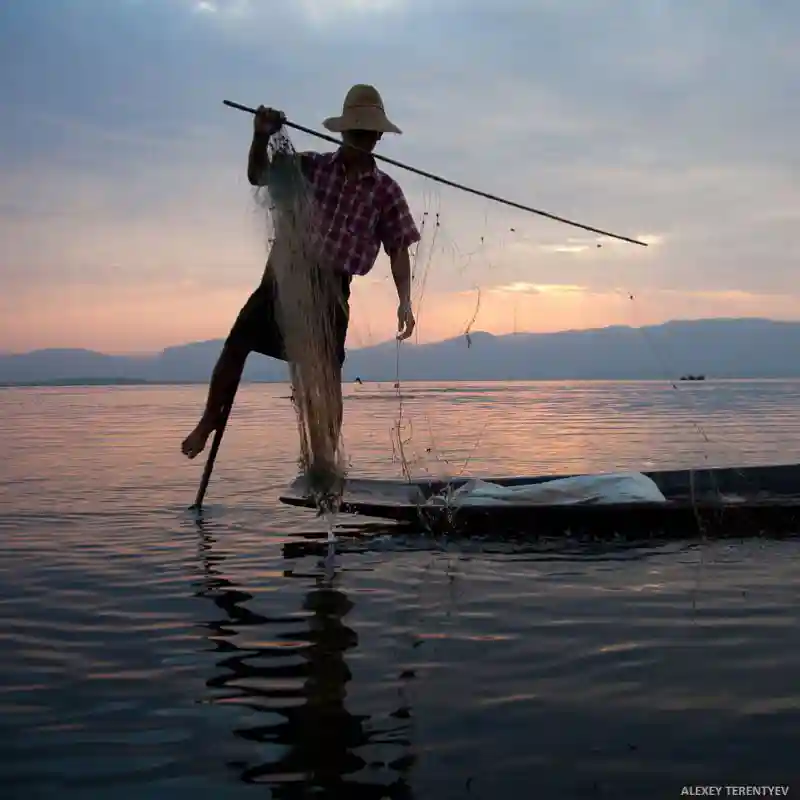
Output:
[181, 84, 420, 472]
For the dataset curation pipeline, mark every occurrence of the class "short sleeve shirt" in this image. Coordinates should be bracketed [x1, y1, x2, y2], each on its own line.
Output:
[296, 150, 421, 276]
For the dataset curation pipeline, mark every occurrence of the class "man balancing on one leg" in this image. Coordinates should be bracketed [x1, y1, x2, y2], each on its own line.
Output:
[181, 84, 421, 477]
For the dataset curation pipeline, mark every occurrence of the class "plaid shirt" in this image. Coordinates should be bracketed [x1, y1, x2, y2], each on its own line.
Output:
[295, 150, 421, 277]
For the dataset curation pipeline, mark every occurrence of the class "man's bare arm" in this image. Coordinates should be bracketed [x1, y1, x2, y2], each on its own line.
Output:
[389, 247, 411, 304]
[390, 247, 415, 340]
[247, 132, 272, 186]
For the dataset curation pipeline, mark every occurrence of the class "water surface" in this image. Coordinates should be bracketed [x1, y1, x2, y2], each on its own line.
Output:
[1, 381, 799, 797]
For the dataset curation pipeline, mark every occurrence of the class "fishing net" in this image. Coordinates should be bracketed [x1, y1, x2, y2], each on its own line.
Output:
[249, 121, 771, 532]
[253, 129, 349, 504]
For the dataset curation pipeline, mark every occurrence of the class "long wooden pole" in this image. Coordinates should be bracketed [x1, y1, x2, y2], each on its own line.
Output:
[189, 376, 241, 512]
[223, 99, 649, 248]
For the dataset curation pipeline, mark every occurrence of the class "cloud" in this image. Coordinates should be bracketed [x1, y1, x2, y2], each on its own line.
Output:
[298, 0, 406, 24]
[1, 0, 799, 352]
[488, 282, 588, 296]
[190, 0, 252, 16]
[539, 244, 592, 255]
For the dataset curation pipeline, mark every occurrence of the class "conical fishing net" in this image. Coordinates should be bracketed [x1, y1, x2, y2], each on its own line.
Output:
[253, 129, 350, 502]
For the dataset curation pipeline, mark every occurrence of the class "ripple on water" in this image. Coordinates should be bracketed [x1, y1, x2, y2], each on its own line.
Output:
[2, 384, 800, 796]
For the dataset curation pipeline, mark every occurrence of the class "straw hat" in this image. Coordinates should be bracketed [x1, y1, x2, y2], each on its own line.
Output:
[322, 84, 402, 135]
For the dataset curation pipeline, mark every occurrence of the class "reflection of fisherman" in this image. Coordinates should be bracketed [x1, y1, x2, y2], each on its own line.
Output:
[195, 531, 413, 797]
[270, 581, 366, 790]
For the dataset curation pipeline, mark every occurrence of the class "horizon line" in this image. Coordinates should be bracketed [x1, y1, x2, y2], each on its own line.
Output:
[0, 315, 793, 358]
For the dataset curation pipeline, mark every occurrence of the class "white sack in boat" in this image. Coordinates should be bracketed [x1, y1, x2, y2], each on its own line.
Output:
[430, 472, 667, 507]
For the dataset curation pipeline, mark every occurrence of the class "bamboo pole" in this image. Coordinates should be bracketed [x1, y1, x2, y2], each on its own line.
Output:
[189, 375, 241, 512]
[223, 99, 648, 248]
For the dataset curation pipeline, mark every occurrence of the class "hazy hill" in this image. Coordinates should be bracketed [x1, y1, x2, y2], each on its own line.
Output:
[2, 318, 799, 385]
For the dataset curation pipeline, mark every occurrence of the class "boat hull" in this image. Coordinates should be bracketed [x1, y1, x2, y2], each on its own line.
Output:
[278, 463, 800, 538]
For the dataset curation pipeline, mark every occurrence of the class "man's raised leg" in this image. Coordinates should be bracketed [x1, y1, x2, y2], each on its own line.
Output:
[181, 341, 248, 459]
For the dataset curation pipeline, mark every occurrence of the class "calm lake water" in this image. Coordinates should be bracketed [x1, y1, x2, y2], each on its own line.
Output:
[1, 380, 800, 798]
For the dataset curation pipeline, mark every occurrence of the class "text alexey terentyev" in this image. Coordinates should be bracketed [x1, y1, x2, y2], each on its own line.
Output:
[680, 788, 790, 797]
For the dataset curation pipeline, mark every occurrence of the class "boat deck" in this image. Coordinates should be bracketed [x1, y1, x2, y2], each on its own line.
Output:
[279, 463, 800, 538]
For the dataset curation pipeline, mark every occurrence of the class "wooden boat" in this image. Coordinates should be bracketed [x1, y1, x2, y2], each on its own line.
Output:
[279, 463, 800, 538]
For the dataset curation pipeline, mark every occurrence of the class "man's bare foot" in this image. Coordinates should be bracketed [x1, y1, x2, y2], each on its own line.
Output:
[181, 421, 215, 459]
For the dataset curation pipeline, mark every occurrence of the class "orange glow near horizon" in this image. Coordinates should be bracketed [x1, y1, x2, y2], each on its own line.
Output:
[1, 161, 797, 355]
[2, 277, 799, 355]
[3, 124, 797, 356]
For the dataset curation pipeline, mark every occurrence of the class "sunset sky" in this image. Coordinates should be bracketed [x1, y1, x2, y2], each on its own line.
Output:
[1, 1, 798, 355]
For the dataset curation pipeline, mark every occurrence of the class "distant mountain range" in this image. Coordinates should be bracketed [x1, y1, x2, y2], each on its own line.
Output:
[2, 318, 799, 385]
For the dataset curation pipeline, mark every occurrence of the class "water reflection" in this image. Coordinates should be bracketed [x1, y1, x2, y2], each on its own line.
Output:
[280, 523, 689, 563]
[193, 522, 415, 798]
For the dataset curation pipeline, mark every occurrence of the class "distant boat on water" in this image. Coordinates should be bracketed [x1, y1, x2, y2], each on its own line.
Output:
[680, 374, 706, 381]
